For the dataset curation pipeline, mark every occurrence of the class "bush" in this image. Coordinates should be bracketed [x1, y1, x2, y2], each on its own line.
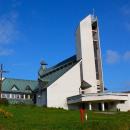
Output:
[0, 108, 13, 118]
[0, 98, 9, 105]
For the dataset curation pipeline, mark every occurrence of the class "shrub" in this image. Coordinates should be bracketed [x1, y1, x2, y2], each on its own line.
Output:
[0, 108, 13, 118]
[0, 98, 9, 105]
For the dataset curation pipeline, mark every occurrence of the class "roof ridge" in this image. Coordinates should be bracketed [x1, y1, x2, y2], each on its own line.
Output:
[4, 77, 37, 82]
[40, 55, 77, 76]
[53, 55, 76, 67]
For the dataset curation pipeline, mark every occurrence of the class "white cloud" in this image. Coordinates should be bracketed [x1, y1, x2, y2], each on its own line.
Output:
[0, 47, 14, 56]
[0, 11, 19, 45]
[0, 10, 20, 56]
[106, 50, 120, 64]
[124, 51, 130, 61]
[106, 50, 130, 64]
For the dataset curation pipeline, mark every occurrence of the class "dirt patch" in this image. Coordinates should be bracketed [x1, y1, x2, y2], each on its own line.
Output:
[0, 125, 6, 130]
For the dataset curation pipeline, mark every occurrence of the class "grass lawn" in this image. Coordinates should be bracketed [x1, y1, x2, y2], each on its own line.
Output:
[0, 105, 130, 130]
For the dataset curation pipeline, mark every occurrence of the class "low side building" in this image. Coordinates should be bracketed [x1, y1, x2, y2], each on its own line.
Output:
[1, 78, 38, 104]
[67, 93, 130, 111]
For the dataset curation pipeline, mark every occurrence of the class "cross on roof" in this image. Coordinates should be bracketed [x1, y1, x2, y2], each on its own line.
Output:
[0, 64, 9, 99]
[0, 64, 9, 80]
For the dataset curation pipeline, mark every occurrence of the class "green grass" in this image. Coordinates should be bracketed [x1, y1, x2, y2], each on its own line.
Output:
[0, 105, 130, 130]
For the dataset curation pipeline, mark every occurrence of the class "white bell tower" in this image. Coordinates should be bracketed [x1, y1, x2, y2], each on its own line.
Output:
[76, 15, 104, 93]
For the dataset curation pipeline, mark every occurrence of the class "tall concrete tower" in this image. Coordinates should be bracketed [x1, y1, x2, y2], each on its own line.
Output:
[76, 15, 104, 93]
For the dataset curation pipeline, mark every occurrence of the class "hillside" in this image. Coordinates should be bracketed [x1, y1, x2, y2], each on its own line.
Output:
[0, 105, 130, 130]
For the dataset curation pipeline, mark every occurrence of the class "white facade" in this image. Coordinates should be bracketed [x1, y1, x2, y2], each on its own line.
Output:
[47, 61, 81, 109]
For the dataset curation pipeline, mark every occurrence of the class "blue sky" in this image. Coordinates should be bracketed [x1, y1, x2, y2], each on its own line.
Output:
[0, 0, 130, 91]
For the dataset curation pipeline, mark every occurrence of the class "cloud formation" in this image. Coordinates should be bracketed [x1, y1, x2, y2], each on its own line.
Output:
[106, 50, 130, 64]
[106, 50, 120, 64]
[0, 7, 20, 56]
[0, 11, 19, 45]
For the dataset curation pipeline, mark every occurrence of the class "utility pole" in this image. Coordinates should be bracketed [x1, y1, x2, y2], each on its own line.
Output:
[0, 64, 8, 99]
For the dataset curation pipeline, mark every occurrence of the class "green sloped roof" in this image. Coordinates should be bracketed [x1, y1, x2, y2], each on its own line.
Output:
[38, 55, 78, 88]
[2, 78, 38, 93]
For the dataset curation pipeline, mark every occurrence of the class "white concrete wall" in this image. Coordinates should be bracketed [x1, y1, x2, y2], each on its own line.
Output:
[117, 94, 130, 112]
[76, 15, 97, 93]
[76, 26, 82, 60]
[36, 90, 47, 106]
[47, 62, 81, 109]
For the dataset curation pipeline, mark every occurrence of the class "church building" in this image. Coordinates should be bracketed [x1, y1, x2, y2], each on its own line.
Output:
[35, 14, 130, 112]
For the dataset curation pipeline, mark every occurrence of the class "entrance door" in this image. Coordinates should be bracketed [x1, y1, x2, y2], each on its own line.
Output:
[104, 103, 108, 110]
[33, 94, 36, 104]
[98, 103, 102, 111]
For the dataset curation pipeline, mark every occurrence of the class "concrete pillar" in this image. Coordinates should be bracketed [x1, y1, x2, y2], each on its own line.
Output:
[23, 94, 26, 99]
[10, 94, 12, 99]
[102, 102, 105, 111]
[28, 95, 30, 99]
[89, 102, 92, 110]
